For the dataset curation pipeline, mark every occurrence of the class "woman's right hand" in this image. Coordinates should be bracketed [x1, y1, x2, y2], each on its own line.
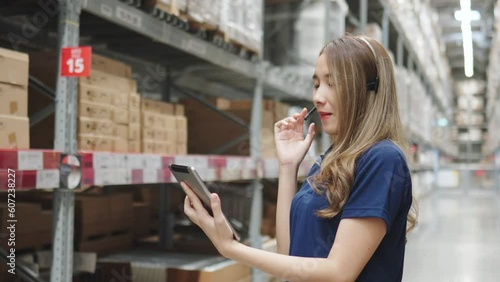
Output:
[274, 108, 316, 168]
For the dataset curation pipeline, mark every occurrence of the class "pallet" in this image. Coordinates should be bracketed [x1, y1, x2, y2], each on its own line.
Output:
[150, 5, 190, 31]
[224, 36, 260, 60]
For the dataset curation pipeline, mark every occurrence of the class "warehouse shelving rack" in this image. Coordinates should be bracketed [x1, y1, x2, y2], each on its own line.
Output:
[2, 0, 492, 280]
[0, 0, 317, 281]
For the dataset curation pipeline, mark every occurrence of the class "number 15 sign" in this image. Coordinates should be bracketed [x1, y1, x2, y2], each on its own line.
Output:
[60, 46, 92, 77]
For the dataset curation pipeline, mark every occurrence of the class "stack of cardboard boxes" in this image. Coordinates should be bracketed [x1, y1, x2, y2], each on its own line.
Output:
[0, 47, 30, 149]
[183, 98, 289, 157]
[29, 52, 141, 153]
[129, 92, 142, 153]
[140, 98, 188, 154]
[76, 193, 134, 254]
[0, 202, 52, 251]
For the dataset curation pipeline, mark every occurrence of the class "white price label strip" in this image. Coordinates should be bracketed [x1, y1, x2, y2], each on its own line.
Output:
[36, 169, 60, 189]
[143, 169, 158, 183]
[18, 151, 43, 170]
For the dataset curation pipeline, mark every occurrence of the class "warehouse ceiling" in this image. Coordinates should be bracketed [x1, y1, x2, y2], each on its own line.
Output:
[430, 0, 496, 160]
[430, 0, 496, 81]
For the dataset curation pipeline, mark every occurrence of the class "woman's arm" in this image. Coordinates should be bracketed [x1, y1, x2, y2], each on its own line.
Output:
[228, 216, 384, 281]
[275, 165, 299, 255]
[181, 183, 386, 282]
[273, 108, 316, 254]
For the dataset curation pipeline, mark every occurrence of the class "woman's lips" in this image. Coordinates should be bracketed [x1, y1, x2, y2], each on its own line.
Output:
[318, 111, 332, 120]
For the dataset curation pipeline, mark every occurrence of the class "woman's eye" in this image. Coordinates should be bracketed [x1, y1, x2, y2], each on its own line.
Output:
[313, 84, 320, 89]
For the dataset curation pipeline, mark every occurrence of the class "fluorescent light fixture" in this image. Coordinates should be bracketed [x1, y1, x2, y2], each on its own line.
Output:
[437, 118, 449, 127]
[454, 10, 481, 21]
[458, 0, 474, 77]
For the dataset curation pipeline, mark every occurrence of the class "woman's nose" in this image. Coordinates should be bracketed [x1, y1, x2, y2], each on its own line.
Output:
[313, 87, 327, 106]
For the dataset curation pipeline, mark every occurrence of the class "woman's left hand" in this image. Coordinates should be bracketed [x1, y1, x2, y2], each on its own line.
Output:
[181, 182, 237, 258]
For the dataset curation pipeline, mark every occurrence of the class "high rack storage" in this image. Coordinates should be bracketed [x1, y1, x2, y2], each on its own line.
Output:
[0, 0, 489, 281]
[0, 0, 315, 281]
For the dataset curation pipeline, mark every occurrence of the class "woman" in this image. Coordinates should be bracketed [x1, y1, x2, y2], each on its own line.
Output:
[181, 35, 417, 282]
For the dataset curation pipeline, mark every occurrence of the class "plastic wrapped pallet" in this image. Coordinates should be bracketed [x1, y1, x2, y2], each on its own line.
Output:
[205, 0, 221, 27]
[294, 0, 347, 64]
[220, 0, 262, 54]
[187, 0, 204, 23]
[187, 0, 221, 29]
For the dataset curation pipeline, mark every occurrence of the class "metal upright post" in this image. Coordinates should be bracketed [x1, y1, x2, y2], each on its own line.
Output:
[249, 61, 265, 282]
[397, 36, 404, 67]
[51, 0, 80, 281]
[249, 2, 265, 281]
[382, 8, 390, 49]
[433, 148, 440, 191]
[495, 149, 500, 193]
[408, 55, 414, 72]
[359, 0, 368, 33]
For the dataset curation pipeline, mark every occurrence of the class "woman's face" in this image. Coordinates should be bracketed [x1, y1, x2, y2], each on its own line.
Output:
[313, 53, 338, 135]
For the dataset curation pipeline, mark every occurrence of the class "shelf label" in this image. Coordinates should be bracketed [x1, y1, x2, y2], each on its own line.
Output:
[60, 46, 91, 77]
[18, 151, 43, 170]
[116, 6, 142, 28]
[36, 169, 60, 189]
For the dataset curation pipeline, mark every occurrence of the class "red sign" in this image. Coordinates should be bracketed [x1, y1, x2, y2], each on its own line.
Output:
[60, 46, 92, 77]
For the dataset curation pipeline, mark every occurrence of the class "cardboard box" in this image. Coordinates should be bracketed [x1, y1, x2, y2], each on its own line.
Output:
[79, 69, 136, 95]
[75, 196, 107, 234]
[176, 143, 187, 155]
[177, 130, 188, 143]
[91, 53, 132, 78]
[113, 107, 129, 124]
[167, 260, 251, 282]
[142, 127, 155, 140]
[79, 101, 113, 120]
[142, 141, 155, 153]
[142, 112, 176, 129]
[129, 110, 140, 124]
[115, 124, 128, 140]
[129, 123, 141, 140]
[129, 93, 141, 111]
[143, 128, 176, 143]
[78, 117, 115, 136]
[128, 140, 141, 153]
[78, 134, 114, 151]
[141, 98, 175, 115]
[113, 92, 130, 110]
[207, 97, 232, 110]
[114, 138, 128, 152]
[154, 142, 176, 154]
[0, 114, 29, 149]
[133, 202, 151, 238]
[0, 47, 29, 88]
[79, 83, 115, 105]
[142, 141, 175, 154]
[109, 194, 134, 231]
[175, 104, 185, 115]
[0, 83, 27, 116]
[176, 115, 188, 131]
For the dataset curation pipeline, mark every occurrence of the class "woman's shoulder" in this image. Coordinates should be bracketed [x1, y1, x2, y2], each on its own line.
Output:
[359, 140, 407, 165]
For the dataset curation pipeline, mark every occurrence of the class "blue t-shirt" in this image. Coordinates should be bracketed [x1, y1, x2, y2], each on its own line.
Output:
[289, 140, 412, 282]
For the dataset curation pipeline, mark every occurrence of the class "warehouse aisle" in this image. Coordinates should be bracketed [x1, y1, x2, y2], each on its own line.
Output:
[403, 191, 500, 282]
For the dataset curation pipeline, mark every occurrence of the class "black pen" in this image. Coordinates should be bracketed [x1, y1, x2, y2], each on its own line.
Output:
[304, 107, 317, 120]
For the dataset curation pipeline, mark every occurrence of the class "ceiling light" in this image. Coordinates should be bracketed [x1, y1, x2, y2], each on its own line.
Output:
[454, 10, 481, 21]
[458, 0, 474, 77]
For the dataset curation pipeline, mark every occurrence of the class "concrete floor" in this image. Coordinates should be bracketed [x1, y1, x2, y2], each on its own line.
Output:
[403, 191, 500, 282]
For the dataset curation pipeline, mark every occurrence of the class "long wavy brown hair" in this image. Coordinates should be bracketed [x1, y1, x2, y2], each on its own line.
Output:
[311, 35, 418, 234]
